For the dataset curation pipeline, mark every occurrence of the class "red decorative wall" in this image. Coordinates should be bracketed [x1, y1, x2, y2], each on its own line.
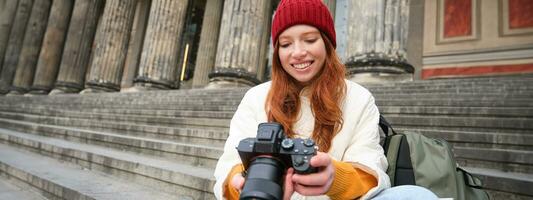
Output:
[443, 0, 472, 37]
[422, 63, 533, 79]
[508, 0, 533, 29]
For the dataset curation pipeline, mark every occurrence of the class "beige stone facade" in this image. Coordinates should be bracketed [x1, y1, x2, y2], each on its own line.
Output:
[0, 0, 532, 95]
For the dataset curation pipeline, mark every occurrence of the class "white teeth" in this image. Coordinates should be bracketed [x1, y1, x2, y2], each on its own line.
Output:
[293, 62, 311, 69]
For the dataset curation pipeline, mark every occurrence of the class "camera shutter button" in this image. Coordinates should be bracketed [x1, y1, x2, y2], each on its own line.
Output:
[281, 138, 294, 150]
[304, 139, 315, 147]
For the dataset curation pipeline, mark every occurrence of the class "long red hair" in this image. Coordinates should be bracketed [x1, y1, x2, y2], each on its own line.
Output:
[266, 32, 346, 152]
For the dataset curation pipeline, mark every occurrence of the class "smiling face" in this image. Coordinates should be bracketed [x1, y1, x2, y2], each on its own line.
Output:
[277, 25, 327, 86]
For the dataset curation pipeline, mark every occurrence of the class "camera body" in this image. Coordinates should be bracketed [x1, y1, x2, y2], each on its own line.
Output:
[237, 122, 318, 174]
[236, 122, 318, 200]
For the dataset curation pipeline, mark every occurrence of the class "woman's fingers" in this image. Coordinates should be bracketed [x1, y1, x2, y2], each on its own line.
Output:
[230, 173, 245, 191]
[293, 183, 330, 196]
[283, 168, 295, 200]
[310, 152, 332, 167]
[291, 152, 335, 196]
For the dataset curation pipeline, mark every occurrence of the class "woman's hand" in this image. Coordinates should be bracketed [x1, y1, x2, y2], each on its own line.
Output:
[230, 173, 245, 191]
[290, 152, 335, 196]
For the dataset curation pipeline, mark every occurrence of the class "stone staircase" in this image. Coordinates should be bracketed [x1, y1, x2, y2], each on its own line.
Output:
[0, 74, 531, 200]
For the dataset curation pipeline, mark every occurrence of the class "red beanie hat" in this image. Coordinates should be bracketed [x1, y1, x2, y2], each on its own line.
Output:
[271, 0, 336, 48]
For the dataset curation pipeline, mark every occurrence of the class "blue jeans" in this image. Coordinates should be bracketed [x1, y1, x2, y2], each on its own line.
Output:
[372, 185, 439, 200]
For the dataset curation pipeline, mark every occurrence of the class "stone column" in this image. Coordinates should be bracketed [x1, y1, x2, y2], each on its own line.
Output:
[8, 0, 52, 95]
[0, 0, 19, 74]
[50, 0, 103, 94]
[207, 0, 272, 88]
[0, 0, 32, 94]
[120, 0, 150, 91]
[132, 0, 188, 90]
[323, 0, 336, 18]
[345, 0, 413, 83]
[191, 0, 223, 88]
[28, 0, 74, 95]
[81, 0, 137, 93]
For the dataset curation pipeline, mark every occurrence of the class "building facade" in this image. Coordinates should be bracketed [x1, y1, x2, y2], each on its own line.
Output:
[0, 0, 532, 95]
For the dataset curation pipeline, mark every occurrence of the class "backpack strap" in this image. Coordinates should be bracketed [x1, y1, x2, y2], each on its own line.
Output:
[457, 168, 483, 189]
[384, 134, 403, 185]
[379, 115, 398, 137]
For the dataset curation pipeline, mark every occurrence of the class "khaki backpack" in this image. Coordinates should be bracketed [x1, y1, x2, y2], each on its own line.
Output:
[380, 115, 490, 200]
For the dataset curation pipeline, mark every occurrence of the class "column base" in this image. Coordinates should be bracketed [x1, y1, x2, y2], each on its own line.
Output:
[49, 88, 79, 95]
[5, 90, 24, 96]
[81, 81, 119, 94]
[206, 78, 255, 89]
[207, 68, 261, 88]
[27, 85, 52, 95]
[25, 90, 49, 95]
[346, 54, 415, 74]
[51, 81, 84, 95]
[348, 72, 413, 84]
[0, 89, 8, 95]
[120, 84, 167, 93]
[7, 86, 28, 95]
[80, 87, 115, 94]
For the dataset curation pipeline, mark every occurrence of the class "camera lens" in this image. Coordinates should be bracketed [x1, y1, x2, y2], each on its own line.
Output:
[240, 157, 285, 200]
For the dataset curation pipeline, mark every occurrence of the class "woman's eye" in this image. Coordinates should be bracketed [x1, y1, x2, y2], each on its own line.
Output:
[305, 38, 317, 43]
[280, 43, 290, 48]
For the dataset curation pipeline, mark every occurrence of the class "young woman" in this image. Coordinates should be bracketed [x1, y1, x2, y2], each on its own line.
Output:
[214, 0, 438, 199]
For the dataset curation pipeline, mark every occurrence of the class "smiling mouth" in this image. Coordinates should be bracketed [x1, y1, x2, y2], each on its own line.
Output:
[292, 61, 313, 69]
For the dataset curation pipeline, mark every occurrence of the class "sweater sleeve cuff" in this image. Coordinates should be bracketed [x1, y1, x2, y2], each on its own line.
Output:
[326, 160, 378, 199]
[223, 164, 244, 200]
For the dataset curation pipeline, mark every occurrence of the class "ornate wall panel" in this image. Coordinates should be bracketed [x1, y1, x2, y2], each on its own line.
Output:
[422, 0, 533, 79]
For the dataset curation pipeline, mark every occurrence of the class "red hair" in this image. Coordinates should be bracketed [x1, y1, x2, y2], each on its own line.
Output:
[266, 32, 346, 152]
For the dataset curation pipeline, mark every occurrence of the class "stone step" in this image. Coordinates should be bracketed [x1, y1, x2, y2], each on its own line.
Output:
[0, 176, 46, 200]
[370, 87, 533, 96]
[4, 88, 532, 104]
[0, 106, 236, 119]
[0, 118, 222, 168]
[0, 110, 231, 128]
[377, 99, 533, 107]
[385, 114, 533, 131]
[464, 167, 533, 200]
[10, 104, 531, 121]
[391, 129, 532, 174]
[397, 128, 533, 151]
[455, 146, 533, 174]
[0, 112, 229, 147]
[2, 96, 532, 112]
[0, 144, 193, 200]
[366, 74, 533, 87]
[0, 128, 216, 199]
[380, 106, 533, 117]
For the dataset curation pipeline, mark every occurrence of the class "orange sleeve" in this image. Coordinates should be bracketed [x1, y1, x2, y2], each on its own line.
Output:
[326, 160, 378, 200]
[223, 164, 244, 200]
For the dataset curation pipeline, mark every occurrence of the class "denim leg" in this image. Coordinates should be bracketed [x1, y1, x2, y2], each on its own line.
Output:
[372, 185, 439, 200]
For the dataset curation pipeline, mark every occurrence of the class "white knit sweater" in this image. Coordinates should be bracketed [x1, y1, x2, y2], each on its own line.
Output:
[213, 80, 390, 200]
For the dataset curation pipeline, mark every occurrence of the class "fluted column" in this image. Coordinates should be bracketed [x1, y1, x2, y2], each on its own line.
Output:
[50, 0, 103, 94]
[207, 0, 272, 88]
[132, 0, 188, 90]
[0, 0, 20, 74]
[191, 0, 223, 88]
[0, 0, 32, 94]
[8, 0, 52, 95]
[120, 0, 150, 91]
[81, 0, 137, 93]
[345, 0, 413, 83]
[28, 0, 74, 95]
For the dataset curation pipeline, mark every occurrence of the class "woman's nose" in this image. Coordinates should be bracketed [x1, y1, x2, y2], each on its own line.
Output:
[292, 43, 307, 58]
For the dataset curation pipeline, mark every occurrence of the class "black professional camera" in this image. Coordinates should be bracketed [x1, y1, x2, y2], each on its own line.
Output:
[236, 122, 318, 200]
